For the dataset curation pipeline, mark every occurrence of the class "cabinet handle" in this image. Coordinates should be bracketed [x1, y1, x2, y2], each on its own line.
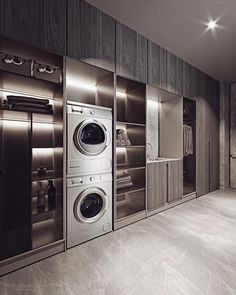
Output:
[166, 162, 169, 203]
[3, 56, 23, 66]
[209, 141, 211, 191]
[37, 66, 54, 74]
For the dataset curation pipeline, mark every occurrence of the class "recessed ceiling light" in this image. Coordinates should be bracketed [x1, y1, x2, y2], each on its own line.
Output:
[207, 20, 217, 30]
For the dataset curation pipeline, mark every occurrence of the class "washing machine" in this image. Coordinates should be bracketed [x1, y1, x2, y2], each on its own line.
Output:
[67, 172, 112, 248]
[67, 102, 112, 176]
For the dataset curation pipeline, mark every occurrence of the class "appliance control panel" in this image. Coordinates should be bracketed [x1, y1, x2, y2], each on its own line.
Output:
[67, 103, 112, 120]
[67, 173, 112, 187]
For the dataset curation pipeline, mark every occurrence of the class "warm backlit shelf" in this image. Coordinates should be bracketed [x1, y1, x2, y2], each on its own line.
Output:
[117, 121, 145, 127]
[116, 145, 145, 148]
[116, 164, 146, 172]
[117, 185, 145, 196]
[32, 171, 63, 182]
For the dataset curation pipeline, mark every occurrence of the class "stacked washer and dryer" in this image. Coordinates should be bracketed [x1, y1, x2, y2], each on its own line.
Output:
[66, 101, 113, 248]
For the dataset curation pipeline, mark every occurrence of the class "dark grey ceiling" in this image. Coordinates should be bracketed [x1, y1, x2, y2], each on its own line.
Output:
[87, 0, 236, 82]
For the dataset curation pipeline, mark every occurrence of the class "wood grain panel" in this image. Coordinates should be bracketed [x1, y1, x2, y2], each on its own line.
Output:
[3, 0, 42, 48]
[43, 0, 66, 55]
[230, 83, 236, 156]
[0, 0, 3, 36]
[67, 0, 115, 71]
[160, 47, 167, 90]
[167, 51, 176, 93]
[116, 22, 147, 83]
[147, 162, 167, 210]
[210, 79, 220, 191]
[147, 40, 160, 87]
[136, 33, 148, 83]
[230, 158, 236, 188]
[97, 10, 116, 71]
[196, 95, 210, 196]
[191, 66, 198, 98]
[183, 61, 191, 98]
[176, 57, 183, 95]
[116, 22, 136, 79]
[167, 160, 183, 202]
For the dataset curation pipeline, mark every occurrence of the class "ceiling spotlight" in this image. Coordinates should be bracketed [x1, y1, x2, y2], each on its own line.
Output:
[207, 20, 217, 30]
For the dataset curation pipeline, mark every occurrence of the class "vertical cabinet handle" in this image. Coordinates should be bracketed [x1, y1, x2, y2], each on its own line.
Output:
[166, 162, 169, 203]
[209, 141, 211, 192]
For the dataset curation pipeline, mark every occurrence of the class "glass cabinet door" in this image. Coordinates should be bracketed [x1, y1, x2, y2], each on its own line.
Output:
[0, 114, 31, 261]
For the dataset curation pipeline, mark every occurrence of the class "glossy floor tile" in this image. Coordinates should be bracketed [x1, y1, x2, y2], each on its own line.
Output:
[1, 189, 236, 295]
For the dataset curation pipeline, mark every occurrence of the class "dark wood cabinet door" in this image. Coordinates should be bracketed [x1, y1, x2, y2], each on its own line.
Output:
[0, 0, 3, 36]
[159, 47, 167, 90]
[209, 79, 220, 192]
[147, 162, 167, 210]
[176, 57, 183, 95]
[230, 83, 236, 157]
[147, 40, 160, 88]
[167, 51, 176, 93]
[43, 0, 66, 55]
[195, 96, 209, 197]
[2, 0, 66, 55]
[2, 0, 42, 48]
[167, 160, 183, 202]
[191, 66, 199, 98]
[183, 61, 191, 98]
[67, 0, 115, 71]
[116, 22, 147, 83]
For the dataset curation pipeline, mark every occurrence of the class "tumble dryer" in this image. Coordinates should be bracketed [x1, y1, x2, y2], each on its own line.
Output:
[67, 102, 112, 176]
[67, 172, 112, 248]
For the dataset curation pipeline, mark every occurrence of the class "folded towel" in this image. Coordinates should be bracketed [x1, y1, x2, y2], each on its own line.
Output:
[7, 95, 49, 105]
[117, 181, 133, 190]
[117, 175, 132, 183]
[11, 105, 53, 114]
[11, 102, 52, 110]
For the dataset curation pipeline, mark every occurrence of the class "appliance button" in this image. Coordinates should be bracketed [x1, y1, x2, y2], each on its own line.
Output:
[90, 177, 95, 181]
[90, 110, 95, 115]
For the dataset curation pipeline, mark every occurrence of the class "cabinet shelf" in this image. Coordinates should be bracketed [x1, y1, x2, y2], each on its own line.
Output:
[117, 164, 145, 172]
[32, 171, 63, 182]
[117, 121, 145, 127]
[116, 189, 145, 220]
[117, 185, 145, 196]
[116, 145, 145, 149]
[32, 219, 62, 249]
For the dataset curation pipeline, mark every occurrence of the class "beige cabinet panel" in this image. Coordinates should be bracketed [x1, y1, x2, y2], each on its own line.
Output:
[147, 162, 167, 210]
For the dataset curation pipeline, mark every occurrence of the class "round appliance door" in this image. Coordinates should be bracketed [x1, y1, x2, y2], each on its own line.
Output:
[74, 188, 108, 224]
[73, 119, 108, 156]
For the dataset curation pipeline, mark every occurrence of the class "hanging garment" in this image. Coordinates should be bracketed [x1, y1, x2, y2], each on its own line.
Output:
[183, 124, 193, 157]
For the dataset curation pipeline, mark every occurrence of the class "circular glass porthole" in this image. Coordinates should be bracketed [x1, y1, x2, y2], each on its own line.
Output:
[74, 188, 108, 223]
[73, 120, 108, 156]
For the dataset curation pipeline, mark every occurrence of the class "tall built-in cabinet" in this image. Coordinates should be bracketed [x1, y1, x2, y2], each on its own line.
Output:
[146, 86, 184, 214]
[115, 76, 146, 228]
[230, 83, 236, 188]
[0, 38, 64, 275]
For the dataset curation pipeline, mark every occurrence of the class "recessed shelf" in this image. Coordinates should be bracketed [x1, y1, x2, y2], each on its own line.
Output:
[117, 164, 145, 172]
[32, 219, 61, 249]
[116, 189, 145, 220]
[32, 171, 62, 182]
[116, 145, 145, 148]
[117, 185, 145, 196]
[117, 121, 145, 127]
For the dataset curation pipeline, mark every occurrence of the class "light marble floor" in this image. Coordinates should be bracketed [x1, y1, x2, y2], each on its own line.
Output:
[1, 189, 236, 295]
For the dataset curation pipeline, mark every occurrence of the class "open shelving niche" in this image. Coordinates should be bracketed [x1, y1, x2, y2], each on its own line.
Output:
[115, 76, 146, 229]
[0, 38, 64, 266]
